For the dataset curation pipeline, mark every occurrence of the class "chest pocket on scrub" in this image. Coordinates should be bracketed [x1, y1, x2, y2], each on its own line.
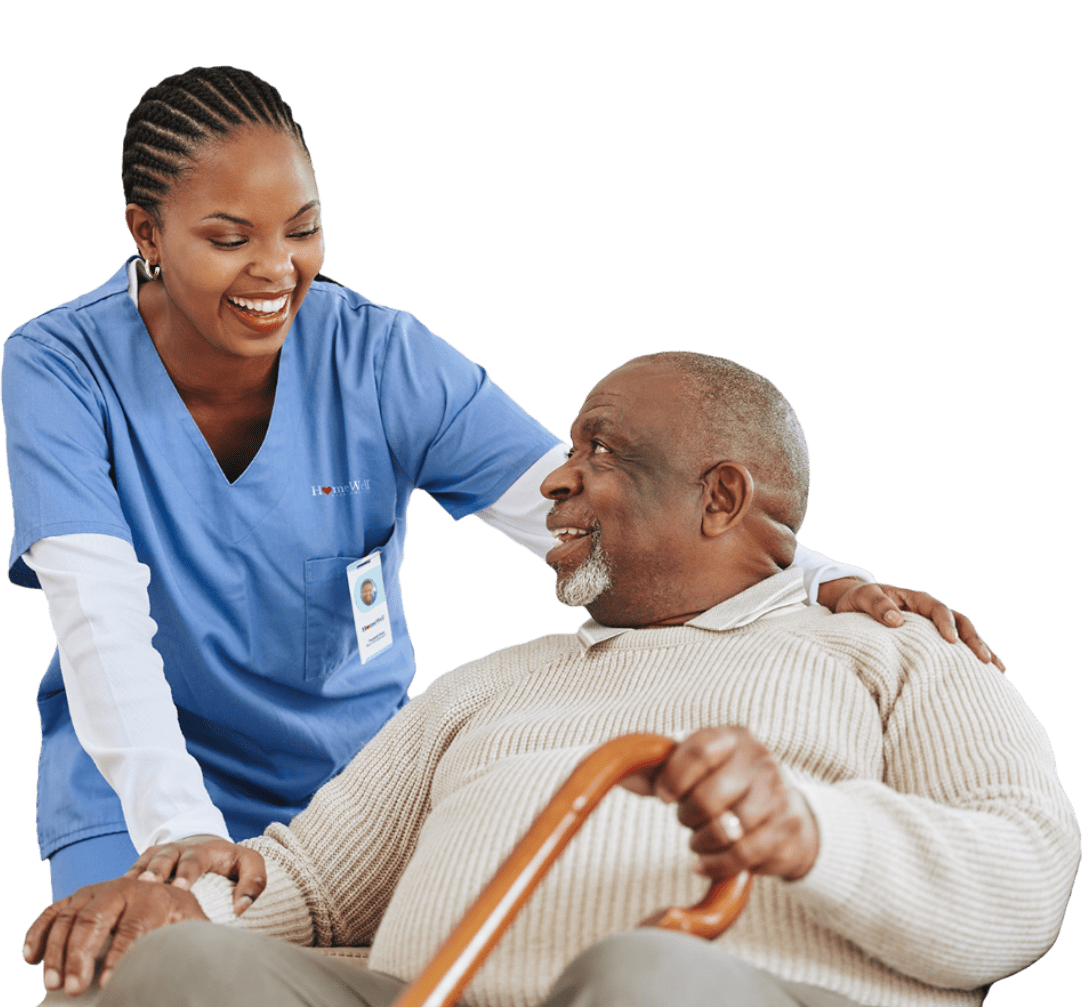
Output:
[304, 556, 361, 681]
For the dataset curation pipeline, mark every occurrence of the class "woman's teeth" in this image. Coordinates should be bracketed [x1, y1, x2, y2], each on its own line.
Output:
[229, 294, 288, 315]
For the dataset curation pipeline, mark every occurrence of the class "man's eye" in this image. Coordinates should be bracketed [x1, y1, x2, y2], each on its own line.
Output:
[591, 440, 611, 454]
[564, 448, 575, 460]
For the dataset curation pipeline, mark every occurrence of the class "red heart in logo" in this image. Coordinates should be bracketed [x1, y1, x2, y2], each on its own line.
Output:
[322, 486, 333, 495]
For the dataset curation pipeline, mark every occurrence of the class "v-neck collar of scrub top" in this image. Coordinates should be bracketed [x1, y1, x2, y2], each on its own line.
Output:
[120, 258, 304, 523]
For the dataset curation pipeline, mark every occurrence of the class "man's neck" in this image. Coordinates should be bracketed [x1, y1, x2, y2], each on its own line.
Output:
[586, 554, 789, 630]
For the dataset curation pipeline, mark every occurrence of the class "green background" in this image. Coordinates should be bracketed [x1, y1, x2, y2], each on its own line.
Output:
[2, 3, 1073, 1003]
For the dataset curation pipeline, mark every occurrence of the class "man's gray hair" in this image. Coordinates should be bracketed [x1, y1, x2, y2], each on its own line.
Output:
[634, 352, 811, 532]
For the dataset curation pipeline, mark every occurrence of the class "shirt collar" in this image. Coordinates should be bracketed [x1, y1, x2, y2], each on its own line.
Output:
[575, 567, 808, 651]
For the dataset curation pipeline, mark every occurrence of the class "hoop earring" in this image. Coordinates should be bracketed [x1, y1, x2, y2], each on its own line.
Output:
[143, 258, 160, 280]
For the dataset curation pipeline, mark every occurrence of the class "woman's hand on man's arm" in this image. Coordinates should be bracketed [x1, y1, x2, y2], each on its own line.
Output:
[125, 836, 266, 916]
[817, 578, 1004, 671]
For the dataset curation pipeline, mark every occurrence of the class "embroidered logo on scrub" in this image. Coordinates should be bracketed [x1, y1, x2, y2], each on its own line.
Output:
[312, 479, 371, 497]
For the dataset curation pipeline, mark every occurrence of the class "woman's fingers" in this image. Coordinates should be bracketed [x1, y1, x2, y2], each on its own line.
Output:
[843, 583, 1004, 671]
[954, 610, 1005, 671]
[130, 846, 183, 883]
[159, 841, 267, 912]
[876, 584, 958, 642]
[231, 847, 268, 914]
[839, 588, 908, 627]
[125, 834, 238, 889]
[170, 846, 213, 890]
[123, 846, 160, 880]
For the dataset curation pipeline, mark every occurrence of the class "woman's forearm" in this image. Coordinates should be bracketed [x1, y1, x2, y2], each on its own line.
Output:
[25, 533, 229, 852]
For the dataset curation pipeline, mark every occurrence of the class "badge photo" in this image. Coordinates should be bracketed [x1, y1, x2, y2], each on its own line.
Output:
[347, 552, 394, 664]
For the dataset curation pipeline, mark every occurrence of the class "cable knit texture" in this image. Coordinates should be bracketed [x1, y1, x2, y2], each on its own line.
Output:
[194, 604, 1078, 1007]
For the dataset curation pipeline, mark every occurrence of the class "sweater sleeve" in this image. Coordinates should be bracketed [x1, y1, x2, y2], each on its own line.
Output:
[224, 667, 492, 947]
[191, 859, 313, 945]
[23, 533, 231, 851]
[789, 620, 1080, 990]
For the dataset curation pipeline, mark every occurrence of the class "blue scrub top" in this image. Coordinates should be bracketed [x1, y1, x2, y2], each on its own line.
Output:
[3, 261, 558, 857]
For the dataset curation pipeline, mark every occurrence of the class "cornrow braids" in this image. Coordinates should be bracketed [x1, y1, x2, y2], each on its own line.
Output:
[122, 66, 308, 221]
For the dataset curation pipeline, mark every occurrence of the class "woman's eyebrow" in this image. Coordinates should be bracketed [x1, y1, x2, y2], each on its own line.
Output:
[201, 212, 252, 225]
[287, 200, 320, 221]
[199, 201, 319, 226]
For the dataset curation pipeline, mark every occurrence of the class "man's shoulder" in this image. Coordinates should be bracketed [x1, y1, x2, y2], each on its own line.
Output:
[463, 632, 582, 675]
[791, 608, 972, 662]
[429, 633, 583, 696]
[769, 607, 997, 699]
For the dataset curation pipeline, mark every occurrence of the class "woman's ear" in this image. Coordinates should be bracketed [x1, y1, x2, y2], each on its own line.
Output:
[126, 204, 160, 263]
[702, 462, 754, 537]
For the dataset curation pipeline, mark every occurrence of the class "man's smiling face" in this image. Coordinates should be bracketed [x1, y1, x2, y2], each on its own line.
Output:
[541, 361, 707, 628]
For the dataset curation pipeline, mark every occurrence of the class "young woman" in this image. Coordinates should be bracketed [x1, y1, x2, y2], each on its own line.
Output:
[3, 67, 997, 903]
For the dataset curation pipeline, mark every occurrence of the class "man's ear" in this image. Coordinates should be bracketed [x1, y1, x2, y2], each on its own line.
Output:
[702, 462, 754, 538]
[126, 204, 161, 263]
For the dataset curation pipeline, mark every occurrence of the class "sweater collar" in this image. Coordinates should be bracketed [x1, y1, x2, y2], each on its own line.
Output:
[575, 567, 808, 651]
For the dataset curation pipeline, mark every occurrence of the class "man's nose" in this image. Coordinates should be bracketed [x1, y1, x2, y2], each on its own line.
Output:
[541, 455, 582, 499]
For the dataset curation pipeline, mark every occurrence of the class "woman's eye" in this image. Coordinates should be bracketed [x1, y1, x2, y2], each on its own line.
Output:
[210, 237, 246, 248]
[290, 226, 321, 239]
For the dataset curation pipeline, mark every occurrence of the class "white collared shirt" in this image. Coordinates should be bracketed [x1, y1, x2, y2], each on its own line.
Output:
[576, 567, 808, 651]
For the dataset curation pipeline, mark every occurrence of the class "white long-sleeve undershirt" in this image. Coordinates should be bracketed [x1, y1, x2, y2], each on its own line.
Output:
[24, 534, 231, 852]
[24, 444, 871, 855]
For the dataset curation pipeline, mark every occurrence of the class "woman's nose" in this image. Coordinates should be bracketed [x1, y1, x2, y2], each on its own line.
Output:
[250, 238, 294, 282]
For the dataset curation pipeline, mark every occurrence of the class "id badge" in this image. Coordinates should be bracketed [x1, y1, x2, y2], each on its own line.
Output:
[347, 551, 394, 664]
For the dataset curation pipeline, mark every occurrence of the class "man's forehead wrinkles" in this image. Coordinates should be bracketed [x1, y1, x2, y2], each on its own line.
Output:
[571, 400, 620, 436]
[579, 414, 617, 435]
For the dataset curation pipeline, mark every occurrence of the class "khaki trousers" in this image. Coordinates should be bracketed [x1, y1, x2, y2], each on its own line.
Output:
[98, 921, 865, 1007]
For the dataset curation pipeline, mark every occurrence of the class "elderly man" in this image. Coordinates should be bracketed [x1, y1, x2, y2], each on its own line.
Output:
[27, 353, 1079, 1007]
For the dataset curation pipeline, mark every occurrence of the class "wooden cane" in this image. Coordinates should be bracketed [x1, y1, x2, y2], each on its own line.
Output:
[390, 733, 753, 1007]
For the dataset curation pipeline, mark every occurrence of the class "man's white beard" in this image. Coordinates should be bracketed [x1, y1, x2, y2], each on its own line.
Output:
[555, 530, 613, 607]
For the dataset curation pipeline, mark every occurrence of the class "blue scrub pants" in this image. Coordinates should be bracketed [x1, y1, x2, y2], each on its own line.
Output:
[49, 831, 139, 901]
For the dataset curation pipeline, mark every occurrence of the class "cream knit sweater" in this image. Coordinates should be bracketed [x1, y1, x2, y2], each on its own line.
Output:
[195, 585, 1078, 1007]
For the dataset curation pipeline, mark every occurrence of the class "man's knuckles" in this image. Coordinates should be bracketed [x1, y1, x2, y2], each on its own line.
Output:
[675, 728, 743, 768]
[69, 904, 120, 932]
[689, 818, 743, 853]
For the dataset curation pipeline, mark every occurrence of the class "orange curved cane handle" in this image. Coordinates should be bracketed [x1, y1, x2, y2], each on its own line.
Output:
[390, 733, 753, 1007]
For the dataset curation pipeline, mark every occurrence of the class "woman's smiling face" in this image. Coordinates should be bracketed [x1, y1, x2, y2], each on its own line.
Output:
[130, 126, 325, 365]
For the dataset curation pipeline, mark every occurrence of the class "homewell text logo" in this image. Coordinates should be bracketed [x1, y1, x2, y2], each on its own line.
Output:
[312, 479, 372, 497]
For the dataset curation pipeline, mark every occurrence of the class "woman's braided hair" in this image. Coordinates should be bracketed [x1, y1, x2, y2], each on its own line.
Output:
[122, 66, 308, 222]
[122, 67, 339, 284]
